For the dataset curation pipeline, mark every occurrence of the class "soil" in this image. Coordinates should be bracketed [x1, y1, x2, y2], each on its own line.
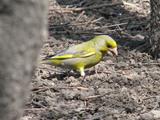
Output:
[22, 0, 160, 120]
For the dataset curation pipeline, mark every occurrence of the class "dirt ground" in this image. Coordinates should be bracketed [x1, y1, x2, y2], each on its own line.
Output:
[22, 0, 160, 120]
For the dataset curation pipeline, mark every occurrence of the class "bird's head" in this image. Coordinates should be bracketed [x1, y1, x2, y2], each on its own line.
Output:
[94, 35, 118, 56]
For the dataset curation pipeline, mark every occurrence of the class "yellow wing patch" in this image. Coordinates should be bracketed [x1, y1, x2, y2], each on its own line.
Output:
[51, 54, 73, 59]
[51, 51, 96, 60]
[79, 51, 95, 58]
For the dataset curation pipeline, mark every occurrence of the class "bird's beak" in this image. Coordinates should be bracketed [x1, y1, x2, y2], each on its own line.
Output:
[107, 47, 118, 56]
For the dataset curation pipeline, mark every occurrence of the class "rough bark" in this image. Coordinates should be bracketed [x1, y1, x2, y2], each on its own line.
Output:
[0, 0, 48, 120]
[149, 0, 160, 58]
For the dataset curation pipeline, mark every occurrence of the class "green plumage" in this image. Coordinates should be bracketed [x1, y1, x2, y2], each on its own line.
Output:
[42, 35, 118, 76]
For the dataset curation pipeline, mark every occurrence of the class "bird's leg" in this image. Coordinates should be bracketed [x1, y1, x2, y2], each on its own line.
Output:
[79, 67, 86, 82]
[80, 68, 85, 77]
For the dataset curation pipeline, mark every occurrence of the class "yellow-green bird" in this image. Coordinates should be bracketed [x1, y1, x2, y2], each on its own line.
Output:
[42, 35, 118, 76]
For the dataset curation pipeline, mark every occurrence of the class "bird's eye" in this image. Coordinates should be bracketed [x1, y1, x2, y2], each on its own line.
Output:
[107, 44, 112, 48]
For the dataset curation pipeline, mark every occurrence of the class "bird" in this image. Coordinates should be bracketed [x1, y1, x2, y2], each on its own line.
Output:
[42, 35, 118, 76]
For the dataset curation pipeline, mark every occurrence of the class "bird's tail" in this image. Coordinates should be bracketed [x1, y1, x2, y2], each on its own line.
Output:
[39, 55, 52, 65]
[40, 56, 61, 66]
[40, 59, 51, 64]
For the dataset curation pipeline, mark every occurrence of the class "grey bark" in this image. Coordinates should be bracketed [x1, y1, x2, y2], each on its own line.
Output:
[0, 0, 48, 120]
[149, 0, 160, 58]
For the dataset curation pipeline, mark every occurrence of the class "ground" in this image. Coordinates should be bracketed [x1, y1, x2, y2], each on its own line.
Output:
[22, 0, 160, 120]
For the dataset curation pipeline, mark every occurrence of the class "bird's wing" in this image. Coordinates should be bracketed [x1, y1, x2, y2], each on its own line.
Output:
[43, 41, 96, 60]
[45, 50, 96, 60]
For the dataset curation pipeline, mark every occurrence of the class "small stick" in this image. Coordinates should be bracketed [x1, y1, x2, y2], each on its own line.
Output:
[49, 29, 122, 35]
[75, 11, 85, 22]
[83, 91, 118, 100]
[50, 2, 123, 12]
[94, 22, 128, 30]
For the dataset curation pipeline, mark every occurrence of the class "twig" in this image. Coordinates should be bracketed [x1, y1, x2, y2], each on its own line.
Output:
[140, 62, 160, 65]
[132, 43, 150, 52]
[31, 101, 46, 108]
[49, 29, 122, 35]
[123, 1, 139, 8]
[84, 16, 95, 27]
[24, 108, 46, 111]
[94, 22, 128, 30]
[32, 87, 49, 93]
[91, 17, 103, 23]
[49, 17, 104, 27]
[75, 11, 85, 22]
[49, 31, 105, 35]
[57, 86, 89, 90]
[50, 2, 123, 12]
[82, 90, 118, 100]
[32, 86, 89, 93]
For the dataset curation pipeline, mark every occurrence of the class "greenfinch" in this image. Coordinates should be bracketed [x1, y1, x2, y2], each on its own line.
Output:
[42, 35, 118, 76]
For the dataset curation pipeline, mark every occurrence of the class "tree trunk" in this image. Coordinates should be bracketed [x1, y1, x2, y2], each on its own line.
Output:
[0, 0, 48, 120]
[149, 0, 160, 58]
